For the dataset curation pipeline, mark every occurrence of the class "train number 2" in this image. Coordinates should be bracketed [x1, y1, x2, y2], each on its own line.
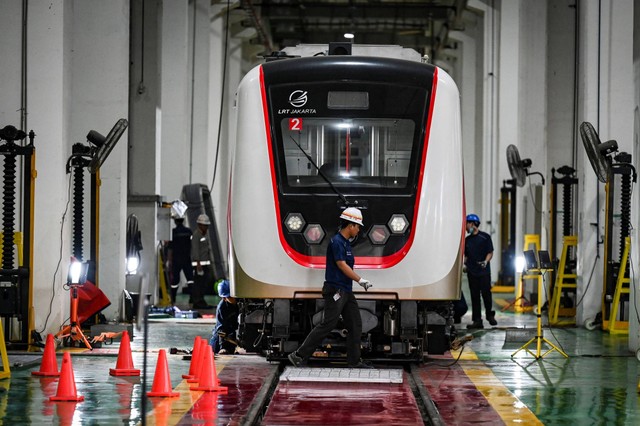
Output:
[289, 118, 303, 131]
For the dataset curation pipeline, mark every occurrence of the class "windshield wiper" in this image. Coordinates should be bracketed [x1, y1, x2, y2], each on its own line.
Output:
[288, 135, 349, 205]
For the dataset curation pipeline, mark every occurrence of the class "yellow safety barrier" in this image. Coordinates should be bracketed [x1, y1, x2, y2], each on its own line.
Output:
[0, 321, 10, 379]
[606, 237, 631, 334]
[549, 236, 577, 325]
[511, 234, 540, 313]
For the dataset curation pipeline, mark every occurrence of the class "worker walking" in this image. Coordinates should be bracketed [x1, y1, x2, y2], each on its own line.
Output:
[288, 207, 373, 368]
[191, 214, 214, 310]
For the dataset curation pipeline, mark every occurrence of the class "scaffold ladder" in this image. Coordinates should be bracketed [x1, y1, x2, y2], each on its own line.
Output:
[549, 235, 577, 325]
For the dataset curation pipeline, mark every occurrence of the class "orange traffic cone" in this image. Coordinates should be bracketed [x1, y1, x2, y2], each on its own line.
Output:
[50, 352, 84, 402]
[183, 336, 202, 380]
[147, 349, 180, 398]
[191, 345, 227, 392]
[32, 334, 61, 377]
[109, 331, 140, 376]
[188, 342, 209, 383]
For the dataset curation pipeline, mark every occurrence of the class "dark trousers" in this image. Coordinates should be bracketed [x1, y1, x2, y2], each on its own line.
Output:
[191, 265, 211, 306]
[468, 274, 493, 322]
[296, 283, 362, 365]
[170, 257, 193, 302]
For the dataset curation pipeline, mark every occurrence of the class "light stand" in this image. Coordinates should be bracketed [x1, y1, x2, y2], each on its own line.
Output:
[56, 261, 92, 350]
[511, 268, 568, 360]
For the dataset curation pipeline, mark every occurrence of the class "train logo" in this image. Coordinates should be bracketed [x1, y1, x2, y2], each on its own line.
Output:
[288, 90, 308, 107]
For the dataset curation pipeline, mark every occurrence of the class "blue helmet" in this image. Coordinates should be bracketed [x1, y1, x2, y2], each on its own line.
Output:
[466, 213, 480, 224]
[217, 280, 230, 298]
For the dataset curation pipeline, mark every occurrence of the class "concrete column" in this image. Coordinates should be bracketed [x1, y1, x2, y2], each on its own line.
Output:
[188, 0, 212, 186]
[69, 0, 130, 321]
[496, 0, 525, 277]
[160, 0, 190, 202]
[631, 0, 640, 352]
[0, 0, 23, 127]
[466, 0, 500, 281]
[24, 1, 70, 337]
[449, 25, 479, 219]
[576, 0, 635, 331]
[129, 0, 162, 301]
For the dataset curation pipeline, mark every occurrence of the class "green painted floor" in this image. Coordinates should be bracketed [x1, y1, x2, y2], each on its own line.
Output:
[1, 292, 639, 425]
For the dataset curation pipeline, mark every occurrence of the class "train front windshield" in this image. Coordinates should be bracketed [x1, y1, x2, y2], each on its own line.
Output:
[282, 118, 416, 192]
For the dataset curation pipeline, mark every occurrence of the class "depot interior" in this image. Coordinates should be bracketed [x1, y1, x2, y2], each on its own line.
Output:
[0, 0, 640, 389]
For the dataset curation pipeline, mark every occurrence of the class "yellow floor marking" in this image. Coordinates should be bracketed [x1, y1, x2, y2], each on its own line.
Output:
[451, 347, 543, 425]
[145, 357, 228, 425]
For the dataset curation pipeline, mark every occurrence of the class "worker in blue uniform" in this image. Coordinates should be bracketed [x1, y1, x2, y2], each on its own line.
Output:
[210, 280, 239, 354]
[288, 207, 373, 368]
[464, 213, 496, 329]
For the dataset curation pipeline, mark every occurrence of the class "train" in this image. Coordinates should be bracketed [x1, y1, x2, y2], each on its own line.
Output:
[228, 43, 465, 361]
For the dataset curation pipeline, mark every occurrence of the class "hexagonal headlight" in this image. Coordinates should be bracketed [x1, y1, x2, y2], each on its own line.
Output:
[388, 214, 409, 234]
[304, 224, 325, 244]
[369, 225, 390, 245]
[285, 213, 305, 233]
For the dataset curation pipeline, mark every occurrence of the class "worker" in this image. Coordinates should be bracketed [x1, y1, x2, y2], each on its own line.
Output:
[288, 207, 373, 368]
[210, 279, 240, 354]
[464, 213, 496, 329]
[167, 216, 194, 304]
[191, 214, 214, 310]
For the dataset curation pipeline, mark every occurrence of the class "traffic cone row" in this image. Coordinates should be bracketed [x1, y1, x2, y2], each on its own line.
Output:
[191, 342, 227, 393]
[36, 334, 221, 413]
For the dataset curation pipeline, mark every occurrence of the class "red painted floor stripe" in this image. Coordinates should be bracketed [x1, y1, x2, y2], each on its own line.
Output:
[418, 361, 505, 425]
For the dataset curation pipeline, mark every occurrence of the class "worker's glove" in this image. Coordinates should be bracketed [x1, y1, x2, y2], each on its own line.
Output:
[358, 278, 372, 291]
[478, 261, 487, 269]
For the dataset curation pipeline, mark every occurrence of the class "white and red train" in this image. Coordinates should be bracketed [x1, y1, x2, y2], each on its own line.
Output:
[228, 44, 465, 361]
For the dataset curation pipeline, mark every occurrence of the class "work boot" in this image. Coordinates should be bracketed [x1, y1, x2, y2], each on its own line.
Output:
[288, 351, 304, 367]
[487, 311, 497, 326]
[467, 320, 484, 330]
[348, 359, 374, 369]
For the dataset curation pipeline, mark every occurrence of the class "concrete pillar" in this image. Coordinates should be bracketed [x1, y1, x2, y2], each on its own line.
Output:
[576, 0, 635, 332]
[128, 0, 162, 301]
[24, 1, 70, 336]
[631, 0, 640, 353]
[0, 0, 128, 335]
[449, 26, 479, 220]
[68, 0, 130, 322]
[160, 0, 190, 202]
[188, 0, 212, 187]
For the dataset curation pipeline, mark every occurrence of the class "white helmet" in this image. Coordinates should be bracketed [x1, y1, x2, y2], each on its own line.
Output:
[340, 207, 364, 226]
[196, 214, 211, 225]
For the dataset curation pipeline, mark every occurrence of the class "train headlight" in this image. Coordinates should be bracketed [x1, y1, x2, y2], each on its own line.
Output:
[285, 213, 305, 233]
[303, 224, 325, 244]
[388, 214, 409, 234]
[369, 225, 390, 245]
